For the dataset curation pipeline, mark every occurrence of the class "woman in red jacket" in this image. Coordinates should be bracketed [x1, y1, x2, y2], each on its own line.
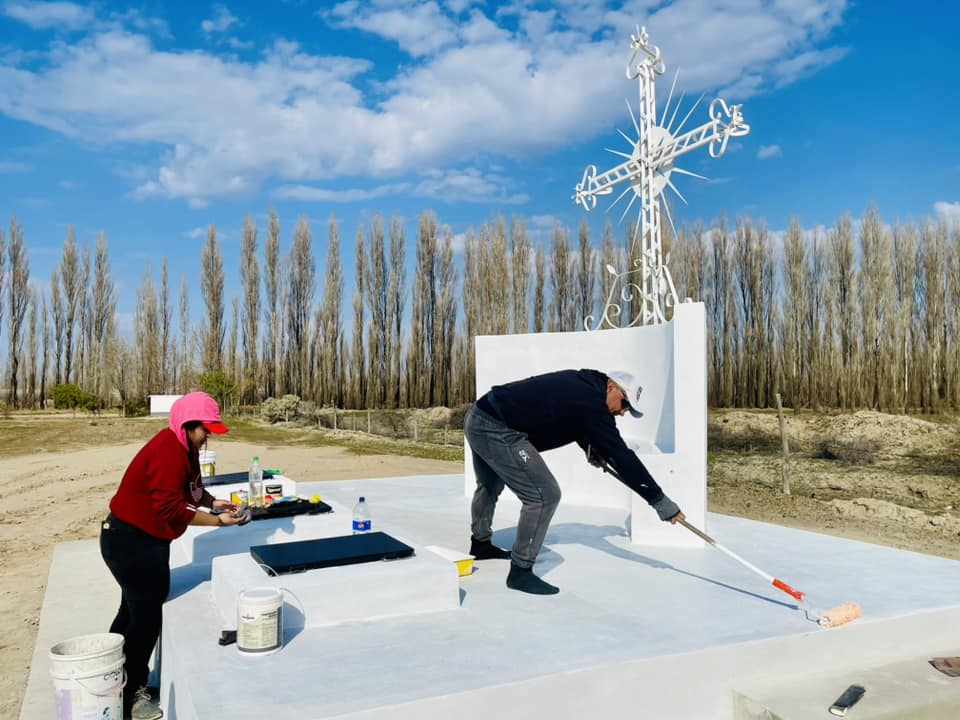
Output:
[100, 391, 245, 720]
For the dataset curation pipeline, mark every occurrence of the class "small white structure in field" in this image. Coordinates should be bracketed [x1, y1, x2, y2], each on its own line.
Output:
[148, 394, 182, 416]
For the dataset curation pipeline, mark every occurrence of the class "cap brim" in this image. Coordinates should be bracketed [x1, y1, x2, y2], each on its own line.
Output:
[203, 421, 229, 434]
[624, 405, 644, 419]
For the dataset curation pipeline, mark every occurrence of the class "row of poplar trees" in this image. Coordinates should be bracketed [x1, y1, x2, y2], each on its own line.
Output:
[1, 204, 958, 413]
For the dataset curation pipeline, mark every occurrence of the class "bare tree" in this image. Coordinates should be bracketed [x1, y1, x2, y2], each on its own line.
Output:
[90, 233, 117, 406]
[576, 219, 597, 329]
[7, 217, 28, 406]
[350, 225, 367, 408]
[60, 227, 83, 383]
[858, 204, 893, 409]
[287, 216, 316, 398]
[916, 220, 948, 411]
[365, 215, 388, 407]
[598, 221, 617, 328]
[177, 274, 190, 390]
[409, 212, 438, 407]
[708, 215, 734, 406]
[200, 225, 225, 373]
[135, 264, 160, 397]
[26, 285, 38, 408]
[828, 213, 858, 408]
[228, 295, 240, 402]
[892, 223, 917, 409]
[262, 208, 281, 398]
[781, 217, 807, 407]
[40, 292, 50, 408]
[240, 213, 260, 404]
[77, 244, 91, 390]
[549, 223, 575, 331]
[0, 225, 4, 370]
[318, 214, 343, 407]
[510, 217, 530, 334]
[434, 226, 458, 405]
[159, 258, 171, 393]
[50, 268, 64, 385]
[387, 217, 406, 407]
[533, 240, 546, 333]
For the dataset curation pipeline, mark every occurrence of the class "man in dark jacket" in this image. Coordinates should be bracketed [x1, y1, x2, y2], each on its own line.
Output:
[466, 369, 685, 595]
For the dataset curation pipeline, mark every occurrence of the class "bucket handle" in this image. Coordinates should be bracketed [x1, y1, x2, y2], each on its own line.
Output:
[73, 669, 126, 697]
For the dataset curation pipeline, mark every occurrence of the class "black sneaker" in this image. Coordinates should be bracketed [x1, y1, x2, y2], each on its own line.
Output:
[470, 537, 511, 560]
[506, 563, 559, 595]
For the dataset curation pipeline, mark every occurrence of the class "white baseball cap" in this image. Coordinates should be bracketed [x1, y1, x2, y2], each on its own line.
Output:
[606, 371, 643, 418]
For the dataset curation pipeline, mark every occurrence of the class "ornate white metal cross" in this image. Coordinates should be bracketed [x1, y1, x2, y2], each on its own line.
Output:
[575, 26, 750, 328]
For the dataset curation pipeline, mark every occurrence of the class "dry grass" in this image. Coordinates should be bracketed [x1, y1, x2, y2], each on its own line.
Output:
[0, 410, 464, 462]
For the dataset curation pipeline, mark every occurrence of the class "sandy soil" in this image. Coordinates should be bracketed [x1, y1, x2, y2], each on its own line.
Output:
[0, 432, 462, 720]
[3, 408, 959, 718]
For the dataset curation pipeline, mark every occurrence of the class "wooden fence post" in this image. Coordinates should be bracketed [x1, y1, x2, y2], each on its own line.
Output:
[775, 393, 790, 495]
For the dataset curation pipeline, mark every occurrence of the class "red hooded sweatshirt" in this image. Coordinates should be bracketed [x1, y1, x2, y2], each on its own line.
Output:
[109, 392, 227, 540]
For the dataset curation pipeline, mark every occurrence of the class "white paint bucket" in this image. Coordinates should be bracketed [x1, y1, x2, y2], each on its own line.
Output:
[199, 449, 216, 478]
[237, 587, 283, 655]
[49, 632, 125, 720]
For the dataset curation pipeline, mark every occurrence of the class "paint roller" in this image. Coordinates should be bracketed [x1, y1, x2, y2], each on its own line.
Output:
[592, 453, 861, 629]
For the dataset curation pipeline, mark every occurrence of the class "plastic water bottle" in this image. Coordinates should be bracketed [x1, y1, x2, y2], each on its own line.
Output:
[249, 456, 263, 509]
[352, 496, 372, 534]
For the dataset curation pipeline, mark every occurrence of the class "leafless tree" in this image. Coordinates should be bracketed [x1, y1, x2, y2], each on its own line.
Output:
[780, 217, 807, 407]
[7, 217, 28, 406]
[387, 217, 406, 407]
[409, 212, 438, 407]
[350, 225, 367, 408]
[135, 264, 160, 397]
[708, 215, 734, 406]
[240, 213, 260, 404]
[40, 292, 50, 408]
[178, 274, 191, 391]
[90, 233, 117, 406]
[50, 267, 64, 385]
[510, 217, 530, 334]
[858, 204, 893, 409]
[574, 219, 596, 330]
[26, 284, 38, 408]
[892, 223, 917, 409]
[60, 227, 83, 383]
[434, 226, 458, 405]
[319, 214, 343, 407]
[549, 222, 574, 331]
[287, 216, 316, 398]
[365, 215, 388, 407]
[533, 241, 545, 333]
[159, 258, 171, 393]
[263, 208, 281, 398]
[828, 213, 858, 408]
[200, 225, 225, 373]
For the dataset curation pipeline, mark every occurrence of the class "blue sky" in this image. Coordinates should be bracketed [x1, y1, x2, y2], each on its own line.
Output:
[1, 0, 958, 333]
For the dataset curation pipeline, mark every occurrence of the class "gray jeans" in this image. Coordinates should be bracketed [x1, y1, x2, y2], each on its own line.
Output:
[465, 405, 561, 569]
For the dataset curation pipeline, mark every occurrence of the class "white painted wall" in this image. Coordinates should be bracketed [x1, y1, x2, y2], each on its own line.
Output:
[149, 394, 182, 416]
[465, 302, 706, 546]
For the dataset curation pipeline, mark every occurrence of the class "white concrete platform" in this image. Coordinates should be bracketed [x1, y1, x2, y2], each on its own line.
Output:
[22, 473, 960, 720]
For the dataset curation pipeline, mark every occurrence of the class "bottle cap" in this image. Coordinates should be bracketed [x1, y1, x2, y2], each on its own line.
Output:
[253, 456, 260, 461]
[359, 496, 365, 502]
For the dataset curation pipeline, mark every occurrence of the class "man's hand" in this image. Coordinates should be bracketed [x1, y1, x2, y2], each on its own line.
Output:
[668, 510, 686, 525]
[586, 445, 604, 468]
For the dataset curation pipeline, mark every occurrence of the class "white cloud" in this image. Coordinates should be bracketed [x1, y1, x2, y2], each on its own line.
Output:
[201, 5, 239, 35]
[275, 182, 411, 203]
[0, 160, 31, 172]
[183, 226, 208, 239]
[757, 144, 783, 159]
[0, 1, 851, 206]
[3, 0, 93, 30]
[934, 201, 960, 223]
[529, 214, 557, 229]
[326, 1, 458, 57]
[275, 167, 526, 205]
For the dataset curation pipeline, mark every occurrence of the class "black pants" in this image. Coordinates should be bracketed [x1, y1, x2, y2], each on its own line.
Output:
[100, 514, 171, 710]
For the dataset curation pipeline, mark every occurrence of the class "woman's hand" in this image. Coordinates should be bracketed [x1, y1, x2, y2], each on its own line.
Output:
[212, 498, 238, 513]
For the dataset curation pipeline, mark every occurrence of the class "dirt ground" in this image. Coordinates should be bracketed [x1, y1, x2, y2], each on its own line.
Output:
[0, 414, 463, 720]
[2, 408, 960, 718]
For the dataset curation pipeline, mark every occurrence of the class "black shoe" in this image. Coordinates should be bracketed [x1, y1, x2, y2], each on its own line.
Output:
[470, 537, 512, 560]
[506, 562, 559, 595]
